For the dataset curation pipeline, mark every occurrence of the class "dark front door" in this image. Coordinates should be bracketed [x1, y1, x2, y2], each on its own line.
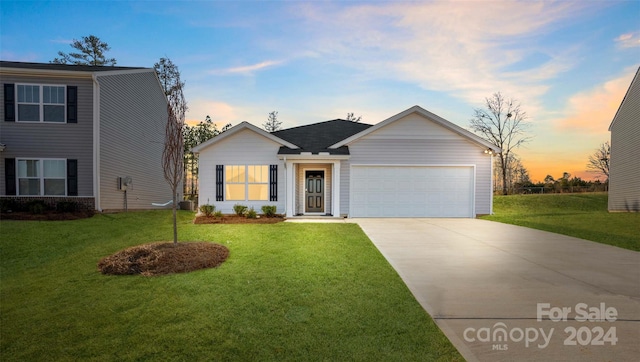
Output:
[305, 171, 324, 213]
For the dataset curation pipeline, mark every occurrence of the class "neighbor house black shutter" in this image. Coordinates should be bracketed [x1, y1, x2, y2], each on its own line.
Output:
[4, 84, 15, 122]
[66, 86, 77, 123]
[67, 159, 78, 196]
[5, 158, 16, 195]
[215, 165, 224, 201]
[269, 165, 277, 201]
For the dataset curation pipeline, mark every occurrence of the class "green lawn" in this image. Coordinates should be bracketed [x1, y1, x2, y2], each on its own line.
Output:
[0, 211, 461, 361]
[482, 193, 640, 251]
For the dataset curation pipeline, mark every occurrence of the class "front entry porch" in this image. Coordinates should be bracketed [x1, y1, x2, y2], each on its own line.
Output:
[282, 159, 344, 218]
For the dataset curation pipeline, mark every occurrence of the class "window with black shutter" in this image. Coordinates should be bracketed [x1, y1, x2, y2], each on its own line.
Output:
[4, 158, 16, 195]
[4, 84, 15, 122]
[67, 159, 78, 196]
[269, 165, 277, 201]
[67, 86, 77, 123]
[215, 165, 224, 201]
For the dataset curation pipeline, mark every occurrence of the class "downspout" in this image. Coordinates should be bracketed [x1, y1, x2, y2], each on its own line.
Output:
[92, 74, 102, 212]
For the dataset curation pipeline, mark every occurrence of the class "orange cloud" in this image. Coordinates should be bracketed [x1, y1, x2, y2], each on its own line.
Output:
[185, 100, 238, 127]
[555, 69, 635, 134]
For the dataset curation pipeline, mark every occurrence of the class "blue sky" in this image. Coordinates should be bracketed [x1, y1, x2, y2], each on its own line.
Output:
[1, 0, 639, 181]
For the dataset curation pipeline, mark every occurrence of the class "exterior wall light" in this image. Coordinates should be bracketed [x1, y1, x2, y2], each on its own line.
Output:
[484, 148, 494, 155]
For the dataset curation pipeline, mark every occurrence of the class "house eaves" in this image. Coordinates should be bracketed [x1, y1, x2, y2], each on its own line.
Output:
[0, 60, 153, 79]
[329, 105, 502, 154]
[191, 121, 299, 153]
[609, 66, 640, 131]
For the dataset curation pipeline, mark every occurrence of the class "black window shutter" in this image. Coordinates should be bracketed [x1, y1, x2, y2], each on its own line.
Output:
[5, 158, 16, 195]
[67, 86, 77, 123]
[4, 84, 15, 122]
[269, 165, 278, 201]
[215, 165, 224, 201]
[67, 159, 78, 196]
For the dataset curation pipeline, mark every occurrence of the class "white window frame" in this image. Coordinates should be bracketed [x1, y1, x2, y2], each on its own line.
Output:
[16, 158, 67, 196]
[16, 83, 67, 123]
[224, 165, 269, 201]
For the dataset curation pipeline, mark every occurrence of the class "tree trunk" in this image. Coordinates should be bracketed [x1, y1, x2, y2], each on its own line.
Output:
[172, 188, 178, 244]
[501, 155, 508, 195]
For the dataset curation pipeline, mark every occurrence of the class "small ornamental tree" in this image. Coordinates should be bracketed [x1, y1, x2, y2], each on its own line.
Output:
[162, 67, 187, 244]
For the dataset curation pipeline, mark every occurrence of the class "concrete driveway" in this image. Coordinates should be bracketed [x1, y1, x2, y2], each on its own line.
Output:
[355, 218, 640, 362]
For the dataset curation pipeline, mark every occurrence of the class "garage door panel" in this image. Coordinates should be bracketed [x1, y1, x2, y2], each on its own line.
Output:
[351, 166, 473, 217]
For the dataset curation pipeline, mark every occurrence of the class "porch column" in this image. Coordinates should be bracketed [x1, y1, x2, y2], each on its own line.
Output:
[332, 161, 341, 217]
[285, 161, 295, 217]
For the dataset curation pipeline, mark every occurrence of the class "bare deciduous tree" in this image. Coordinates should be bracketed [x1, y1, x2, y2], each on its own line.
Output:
[470, 92, 531, 195]
[586, 141, 610, 179]
[51, 35, 116, 66]
[263, 111, 282, 132]
[161, 64, 187, 244]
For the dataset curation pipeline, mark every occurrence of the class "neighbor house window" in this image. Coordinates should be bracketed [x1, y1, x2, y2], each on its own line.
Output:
[16, 84, 66, 122]
[225, 165, 269, 201]
[17, 159, 67, 196]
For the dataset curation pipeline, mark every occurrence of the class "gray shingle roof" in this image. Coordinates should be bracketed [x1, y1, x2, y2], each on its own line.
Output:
[0, 60, 148, 72]
[272, 119, 372, 155]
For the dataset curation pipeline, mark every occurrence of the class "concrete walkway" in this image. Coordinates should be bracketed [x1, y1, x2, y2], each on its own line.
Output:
[355, 218, 640, 362]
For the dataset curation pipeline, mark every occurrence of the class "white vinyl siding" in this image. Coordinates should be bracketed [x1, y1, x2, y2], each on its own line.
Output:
[197, 128, 285, 214]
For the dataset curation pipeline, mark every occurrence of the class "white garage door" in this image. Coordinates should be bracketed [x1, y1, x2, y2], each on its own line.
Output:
[350, 166, 474, 217]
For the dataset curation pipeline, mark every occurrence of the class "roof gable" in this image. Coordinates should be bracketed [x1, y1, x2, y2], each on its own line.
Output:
[191, 121, 298, 153]
[330, 105, 501, 152]
[609, 67, 640, 131]
[272, 119, 372, 155]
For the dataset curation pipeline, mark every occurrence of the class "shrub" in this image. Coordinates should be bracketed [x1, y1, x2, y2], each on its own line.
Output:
[27, 200, 47, 215]
[199, 204, 215, 217]
[0, 199, 18, 213]
[246, 207, 257, 219]
[213, 210, 223, 218]
[261, 205, 277, 217]
[233, 204, 248, 216]
[56, 201, 78, 213]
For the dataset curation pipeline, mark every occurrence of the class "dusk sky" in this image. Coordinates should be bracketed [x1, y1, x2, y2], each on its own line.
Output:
[1, 0, 638, 182]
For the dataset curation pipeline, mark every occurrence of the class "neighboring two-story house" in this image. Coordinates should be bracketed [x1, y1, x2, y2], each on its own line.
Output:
[608, 67, 640, 212]
[0, 61, 173, 212]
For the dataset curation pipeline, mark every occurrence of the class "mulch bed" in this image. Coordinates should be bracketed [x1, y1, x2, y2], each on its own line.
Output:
[0, 211, 95, 221]
[98, 242, 229, 276]
[194, 215, 285, 224]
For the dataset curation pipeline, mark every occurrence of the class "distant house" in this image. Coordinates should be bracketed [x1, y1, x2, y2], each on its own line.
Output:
[193, 105, 500, 218]
[0, 61, 173, 212]
[608, 67, 640, 212]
